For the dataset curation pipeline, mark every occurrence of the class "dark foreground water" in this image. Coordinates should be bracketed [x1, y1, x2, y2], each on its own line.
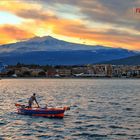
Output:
[0, 79, 140, 140]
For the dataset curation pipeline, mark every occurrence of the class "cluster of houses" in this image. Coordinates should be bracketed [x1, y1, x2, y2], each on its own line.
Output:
[0, 62, 140, 78]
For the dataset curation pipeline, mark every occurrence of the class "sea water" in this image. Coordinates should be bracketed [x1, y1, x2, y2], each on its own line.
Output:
[0, 79, 140, 140]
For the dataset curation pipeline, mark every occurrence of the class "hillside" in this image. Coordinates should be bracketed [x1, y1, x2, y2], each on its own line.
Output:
[101, 54, 140, 65]
[0, 36, 138, 65]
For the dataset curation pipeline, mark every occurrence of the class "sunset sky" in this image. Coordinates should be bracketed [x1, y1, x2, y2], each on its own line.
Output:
[0, 0, 140, 50]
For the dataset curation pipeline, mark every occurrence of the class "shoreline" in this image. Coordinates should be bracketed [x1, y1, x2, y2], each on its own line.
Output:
[1, 77, 140, 80]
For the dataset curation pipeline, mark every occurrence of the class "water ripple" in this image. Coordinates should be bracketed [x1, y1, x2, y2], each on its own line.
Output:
[0, 79, 140, 139]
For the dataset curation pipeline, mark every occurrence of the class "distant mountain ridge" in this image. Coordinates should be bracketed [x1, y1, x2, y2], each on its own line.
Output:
[0, 36, 139, 65]
[100, 54, 140, 65]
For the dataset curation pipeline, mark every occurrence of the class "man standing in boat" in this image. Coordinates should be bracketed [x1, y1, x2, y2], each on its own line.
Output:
[28, 93, 40, 108]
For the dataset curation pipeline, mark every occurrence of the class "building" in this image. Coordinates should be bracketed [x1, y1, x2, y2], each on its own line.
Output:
[57, 69, 71, 77]
[106, 64, 113, 77]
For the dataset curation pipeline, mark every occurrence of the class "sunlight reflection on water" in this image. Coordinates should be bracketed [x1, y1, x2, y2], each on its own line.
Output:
[0, 79, 140, 139]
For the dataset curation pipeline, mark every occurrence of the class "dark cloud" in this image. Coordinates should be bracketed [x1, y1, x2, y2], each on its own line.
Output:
[17, 9, 48, 20]
[16, 9, 58, 21]
[78, 0, 140, 30]
[34, 0, 140, 30]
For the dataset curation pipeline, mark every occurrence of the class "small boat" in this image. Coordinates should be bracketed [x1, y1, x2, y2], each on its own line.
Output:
[15, 103, 70, 118]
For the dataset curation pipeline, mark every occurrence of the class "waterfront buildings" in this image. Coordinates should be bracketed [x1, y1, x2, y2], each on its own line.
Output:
[0, 64, 140, 78]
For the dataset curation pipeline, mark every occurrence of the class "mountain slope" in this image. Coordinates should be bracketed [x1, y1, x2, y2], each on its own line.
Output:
[0, 36, 109, 53]
[100, 54, 140, 65]
[0, 36, 138, 65]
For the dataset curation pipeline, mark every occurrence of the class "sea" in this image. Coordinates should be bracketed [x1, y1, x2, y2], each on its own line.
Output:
[0, 79, 140, 140]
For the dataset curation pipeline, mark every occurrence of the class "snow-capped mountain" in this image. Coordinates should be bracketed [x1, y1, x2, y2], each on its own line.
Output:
[0, 36, 112, 53]
[0, 36, 138, 65]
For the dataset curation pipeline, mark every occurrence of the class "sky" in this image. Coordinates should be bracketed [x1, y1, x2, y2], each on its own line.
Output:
[0, 0, 140, 50]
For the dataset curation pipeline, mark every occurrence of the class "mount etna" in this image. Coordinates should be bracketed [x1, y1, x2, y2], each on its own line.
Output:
[0, 36, 138, 65]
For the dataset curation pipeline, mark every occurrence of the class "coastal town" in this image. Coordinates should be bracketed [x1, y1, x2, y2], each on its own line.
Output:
[0, 62, 140, 78]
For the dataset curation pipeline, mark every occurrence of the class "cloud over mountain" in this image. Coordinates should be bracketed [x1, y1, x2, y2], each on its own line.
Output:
[0, 0, 139, 50]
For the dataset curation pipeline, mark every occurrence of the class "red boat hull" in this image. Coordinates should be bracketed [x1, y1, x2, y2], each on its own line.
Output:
[15, 104, 70, 118]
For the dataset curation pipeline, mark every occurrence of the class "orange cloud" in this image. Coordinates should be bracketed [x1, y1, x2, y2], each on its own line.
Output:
[0, 24, 34, 44]
[53, 22, 140, 50]
[0, 0, 140, 51]
[0, 1, 41, 15]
